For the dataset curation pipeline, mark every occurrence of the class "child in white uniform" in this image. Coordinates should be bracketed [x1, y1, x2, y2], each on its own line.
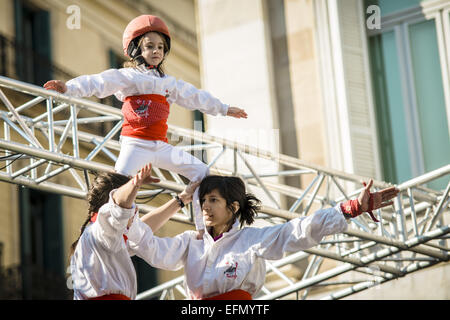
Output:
[127, 175, 399, 299]
[70, 163, 195, 300]
[44, 15, 247, 235]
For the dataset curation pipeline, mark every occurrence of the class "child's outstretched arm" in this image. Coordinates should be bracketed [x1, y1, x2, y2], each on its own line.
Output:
[227, 106, 248, 119]
[170, 79, 248, 119]
[44, 69, 135, 99]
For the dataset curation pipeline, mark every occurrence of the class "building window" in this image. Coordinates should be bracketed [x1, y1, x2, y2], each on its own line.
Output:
[14, 0, 52, 86]
[19, 187, 69, 299]
[366, 0, 450, 189]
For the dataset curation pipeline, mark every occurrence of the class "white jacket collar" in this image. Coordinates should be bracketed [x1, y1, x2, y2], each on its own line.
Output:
[204, 219, 240, 245]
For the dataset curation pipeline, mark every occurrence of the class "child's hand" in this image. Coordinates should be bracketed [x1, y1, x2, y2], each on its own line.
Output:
[178, 180, 200, 206]
[185, 180, 201, 196]
[43, 80, 67, 93]
[132, 163, 160, 188]
[227, 106, 248, 119]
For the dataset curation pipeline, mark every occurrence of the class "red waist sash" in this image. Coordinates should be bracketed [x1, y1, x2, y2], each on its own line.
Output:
[121, 94, 170, 142]
[88, 294, 130, 300]
[203, 289, 252, 300]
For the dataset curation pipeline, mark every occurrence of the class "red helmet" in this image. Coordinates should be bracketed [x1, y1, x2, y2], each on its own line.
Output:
[122, 15, 171, 58]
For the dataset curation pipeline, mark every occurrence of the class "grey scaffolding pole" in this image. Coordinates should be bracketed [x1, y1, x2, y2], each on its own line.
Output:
[0, 76, 448, 300]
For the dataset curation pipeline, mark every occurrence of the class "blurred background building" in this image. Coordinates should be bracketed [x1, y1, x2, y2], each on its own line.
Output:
[0, 0, 448, 299]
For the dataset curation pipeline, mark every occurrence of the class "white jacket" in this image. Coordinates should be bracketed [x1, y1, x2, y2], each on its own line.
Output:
[126, 205, 348, 299]
[65, 67, 229, 116]
[70, 190, 140, 300]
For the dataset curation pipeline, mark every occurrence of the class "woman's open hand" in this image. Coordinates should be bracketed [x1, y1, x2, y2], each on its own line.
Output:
[358, 179, 399, 212]
[132, 163, 160, 188]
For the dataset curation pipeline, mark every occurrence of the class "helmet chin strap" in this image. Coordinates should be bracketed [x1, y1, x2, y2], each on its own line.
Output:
[133, 55, 160, 70]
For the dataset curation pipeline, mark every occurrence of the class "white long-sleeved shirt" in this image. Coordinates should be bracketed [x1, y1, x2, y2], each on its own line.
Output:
[70, 190, 140, 300]
[65, 67, 229, 116]
[126, 205, 348, 299]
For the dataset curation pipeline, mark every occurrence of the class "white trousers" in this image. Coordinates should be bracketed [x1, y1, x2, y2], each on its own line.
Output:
[115, 136, 207, 230]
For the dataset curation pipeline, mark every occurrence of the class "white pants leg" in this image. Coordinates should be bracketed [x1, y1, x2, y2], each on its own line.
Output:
[115, 136, 208, 230]
[114, 136, 158, 176]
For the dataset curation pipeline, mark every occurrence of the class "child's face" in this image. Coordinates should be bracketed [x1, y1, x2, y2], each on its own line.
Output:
[140, 32, 165, 66]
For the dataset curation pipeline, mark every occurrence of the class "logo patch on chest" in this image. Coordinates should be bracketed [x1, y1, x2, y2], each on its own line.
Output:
[135, 100, 151, 117]
[224, 261, 238, 279]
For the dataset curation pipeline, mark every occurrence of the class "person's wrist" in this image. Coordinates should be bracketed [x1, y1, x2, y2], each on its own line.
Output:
[175, 195, 185, 208]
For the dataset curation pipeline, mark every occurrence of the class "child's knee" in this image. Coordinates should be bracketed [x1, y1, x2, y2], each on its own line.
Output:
[191, 164, 209, 181]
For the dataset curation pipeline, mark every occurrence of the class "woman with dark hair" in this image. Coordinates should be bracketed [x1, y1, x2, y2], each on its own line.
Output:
[128, 175, 399, 300]
[70, 163, 197, 300]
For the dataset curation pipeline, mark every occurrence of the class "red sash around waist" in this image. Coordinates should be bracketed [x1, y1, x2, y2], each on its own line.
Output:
[88, 294, 130, 300]
[203, 289, 252, 300]
[121, 94, 170, 142]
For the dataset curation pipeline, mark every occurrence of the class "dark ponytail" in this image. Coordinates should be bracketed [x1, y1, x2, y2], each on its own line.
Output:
[70, 171, 130, 257]
[238, 193, 261, 226]
[199, 175, 261, 228]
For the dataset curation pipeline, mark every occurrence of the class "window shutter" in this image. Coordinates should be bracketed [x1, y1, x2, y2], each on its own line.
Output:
[338, 0, 381, 179]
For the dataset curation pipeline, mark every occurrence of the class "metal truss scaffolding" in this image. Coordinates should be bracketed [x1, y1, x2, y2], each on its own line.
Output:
[0, 76, 448, 300]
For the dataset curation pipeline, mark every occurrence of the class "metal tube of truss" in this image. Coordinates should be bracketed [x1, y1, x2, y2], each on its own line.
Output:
[92, 139, 117, 162]
[303, 174, 325, 216]
[345, 229, 448, 260]
[242, 169, 314, 179]
[9, 96, 45, 115]
[68, 168, 88, 192]
[0, 171, 86, 199]
[0, 89, 43, 149]
[43, 115, 120, 126]
[85, 121, 123, 161]
[32, 103, 69, 124]
[330, 175, 351, 201]
[1, 114, 40, 148]
[321, 260, 438, 300]
[407, 188, 419, 237]
[177, 143, 222, 152]
[426, 181, 450, 232]
[36, 164, 72, 184]
[237, 150, 280, 209]
[207, 146, 226, 169]
[266, 261, 295, 286]
[395, 194, 408, 242]
[3, 122, 11, 175]
[46, 98, 55, 152]
[257, 226, 448, 300]
[56, 114, 73, 153]
[11, 159, 46, 178]
[304, 248, 404, 276]
[136, 275, 185, 300]
[0, 138, 113, 173]
[0, 76, 122, 117]
[289, 174, 321, 213]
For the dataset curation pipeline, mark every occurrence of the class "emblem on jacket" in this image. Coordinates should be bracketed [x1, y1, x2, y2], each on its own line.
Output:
[224, 262, 238, 279]
[135, 99, 151, 117]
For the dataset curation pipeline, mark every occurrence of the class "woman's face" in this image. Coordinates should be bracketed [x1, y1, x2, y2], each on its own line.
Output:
[140, 32, 165, 66]
[201, 189, 234, 230]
